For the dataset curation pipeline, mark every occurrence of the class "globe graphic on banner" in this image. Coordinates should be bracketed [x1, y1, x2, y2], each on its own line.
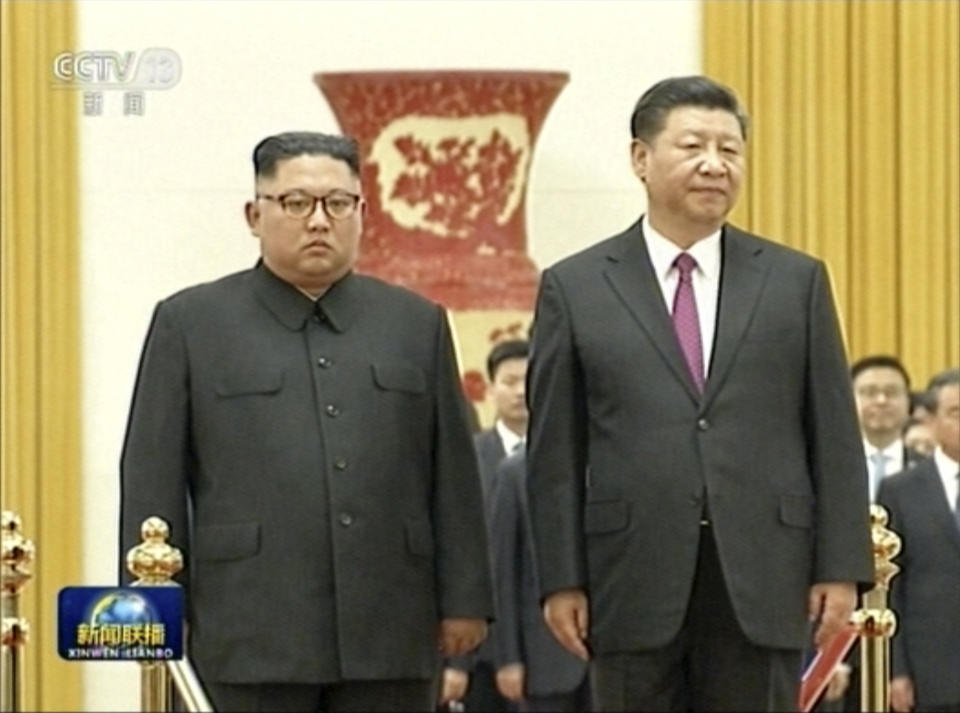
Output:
[89, 591, 157, 627]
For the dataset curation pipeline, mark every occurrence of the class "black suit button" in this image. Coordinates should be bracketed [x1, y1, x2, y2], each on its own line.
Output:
[317, 356, 332, 368]
[697, 418, 710, 431]
[333, 457, 348, 471]
[326, 404, 340, 417]
[338, 513, 353, 527]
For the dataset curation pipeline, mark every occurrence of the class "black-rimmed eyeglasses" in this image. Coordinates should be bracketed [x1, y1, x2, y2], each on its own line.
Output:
[257, 190, 362, 220]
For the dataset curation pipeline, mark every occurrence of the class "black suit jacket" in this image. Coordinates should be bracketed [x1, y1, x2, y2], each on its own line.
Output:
[448, 428, 508, 674]
[475, 428, 508, 500]
[527, 221, 874, 654]
[490, 451, 587, 696]
[878, 457, 960, 708]
[119, 263, 493, 684]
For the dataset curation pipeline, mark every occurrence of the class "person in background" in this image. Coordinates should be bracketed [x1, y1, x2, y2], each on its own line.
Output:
[902, 416, 936, 458]
[879, 368, 960, 712]
[441, 340, 529, 712]
[851, 355, 925, 502]
[490, 448, 590, 712]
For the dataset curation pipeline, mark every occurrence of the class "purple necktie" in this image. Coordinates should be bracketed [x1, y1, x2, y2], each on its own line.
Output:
[672, 253, 705, 392]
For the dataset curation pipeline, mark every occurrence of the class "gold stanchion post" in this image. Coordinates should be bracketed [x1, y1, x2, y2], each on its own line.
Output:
[1, 512, 35, 713]
[851, 504, 901, 713]
[126, 517, 213, 713]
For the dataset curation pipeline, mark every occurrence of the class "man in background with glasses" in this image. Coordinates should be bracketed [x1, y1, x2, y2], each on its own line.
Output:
[120, 132, 493, 712]
[851, 355, 925, 502]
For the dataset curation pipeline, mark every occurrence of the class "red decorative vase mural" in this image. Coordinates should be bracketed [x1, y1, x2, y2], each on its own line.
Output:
[314, 70, 569, 311]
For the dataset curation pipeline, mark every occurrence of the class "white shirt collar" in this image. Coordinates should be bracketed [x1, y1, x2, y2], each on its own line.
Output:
[863, 438, 903, 460]
[495, 419, 525, 455]
[642, 216, 722, 281]
[933, 445, 959, 485]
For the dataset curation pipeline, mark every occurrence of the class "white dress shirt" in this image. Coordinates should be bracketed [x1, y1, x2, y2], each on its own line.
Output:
[642, 216, 721, 377]
[863, 438, 907, 503]
[933, 446, 959, 514]
[495, 419, 524, 455]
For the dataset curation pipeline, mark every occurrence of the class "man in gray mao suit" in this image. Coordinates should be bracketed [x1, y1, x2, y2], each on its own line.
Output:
[526, 76, 874, 711]
[120, 132, 493, 713]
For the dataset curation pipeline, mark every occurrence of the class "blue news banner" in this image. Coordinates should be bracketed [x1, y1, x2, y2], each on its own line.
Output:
[58, 586, 183, 661]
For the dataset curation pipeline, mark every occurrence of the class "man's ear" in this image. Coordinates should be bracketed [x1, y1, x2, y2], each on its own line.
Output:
[630, 139, 649, 183]
[244, 200, 260, 237]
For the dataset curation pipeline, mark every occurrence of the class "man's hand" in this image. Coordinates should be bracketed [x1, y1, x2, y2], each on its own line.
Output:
[823, 664, 851, 702]
[543, 588, 590, 660]
[808, 581, 857, 648]
[438, 617, 487, 657]
[438, 667, 469, 707]
[495, 663, 525, 702]
[890, 676, 915, 712]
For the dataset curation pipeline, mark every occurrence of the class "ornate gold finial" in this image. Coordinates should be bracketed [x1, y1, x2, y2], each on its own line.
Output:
[868, 503, 901, 592]
[1, 510, 35, 597]
[126, 516, 183, 585]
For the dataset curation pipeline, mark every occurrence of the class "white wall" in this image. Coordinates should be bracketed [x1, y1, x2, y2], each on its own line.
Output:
[79, 1, 699, 708]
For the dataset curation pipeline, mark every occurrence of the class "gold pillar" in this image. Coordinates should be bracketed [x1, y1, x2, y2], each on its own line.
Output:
[851, 504, 901, 713]
[1, 512, 35, 713]
[126, 517, 212, 713]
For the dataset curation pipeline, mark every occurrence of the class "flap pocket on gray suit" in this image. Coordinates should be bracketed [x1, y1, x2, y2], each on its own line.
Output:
[404, 518, 434, 558]
[372, 362, 427, 394]
[194, 522, 261, 561]
[779, 494, 814, 528]
[584, 501, 630, 534]
[215, 369, 283, 397]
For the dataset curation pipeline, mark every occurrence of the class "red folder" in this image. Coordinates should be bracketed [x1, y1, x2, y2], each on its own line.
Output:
[798, 623, 860, 712]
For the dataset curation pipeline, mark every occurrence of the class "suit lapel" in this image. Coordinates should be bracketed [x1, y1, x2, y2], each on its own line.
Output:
[917, 462, 960, 557]
[701, 226, 770, 411]
[602, 223, 701, 404]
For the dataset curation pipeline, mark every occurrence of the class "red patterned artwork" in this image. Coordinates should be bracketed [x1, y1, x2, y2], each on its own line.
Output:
[314, 71, 569, 310]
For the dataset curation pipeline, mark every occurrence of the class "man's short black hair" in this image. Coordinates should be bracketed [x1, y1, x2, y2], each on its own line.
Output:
[486, 339, 529, 381]
[925, 367, 960, 412]
[850, 354, 912, 391]
[630, 75, 750, 142]
[253, 131, 361, 179]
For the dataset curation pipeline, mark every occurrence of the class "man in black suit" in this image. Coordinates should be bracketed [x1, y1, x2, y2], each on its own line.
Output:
[852, 355, 925, 500]
[490, 449, 590, 712]
[526, 76, 874, 711]
[824, 355, 924, 709]
[442, 340, 528, 712]
[878, 368, 960, 713]
[120, 132, 493, 712]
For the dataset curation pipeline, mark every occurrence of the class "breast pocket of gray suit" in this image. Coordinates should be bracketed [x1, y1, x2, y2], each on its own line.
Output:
[214, 369, 284, 398]
[371, 362, 427, 395]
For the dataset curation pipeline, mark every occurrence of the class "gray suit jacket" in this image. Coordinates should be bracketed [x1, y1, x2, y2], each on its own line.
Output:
[878, 458, 960, 708]
[491, 451, 587, 696]
[120, 263, 493, 684]
[527, 221, 874, 654]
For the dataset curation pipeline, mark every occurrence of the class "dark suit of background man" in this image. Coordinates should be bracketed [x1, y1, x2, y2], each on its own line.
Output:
[119, 132, 493, 713]
[879, 369, 960, 713]
[490, 449, 590, 712]
[441, 339, 529, 712]
[525, 76, 874, 712]
[852, 355, 924, 501]
[825, 354, 924, 709]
